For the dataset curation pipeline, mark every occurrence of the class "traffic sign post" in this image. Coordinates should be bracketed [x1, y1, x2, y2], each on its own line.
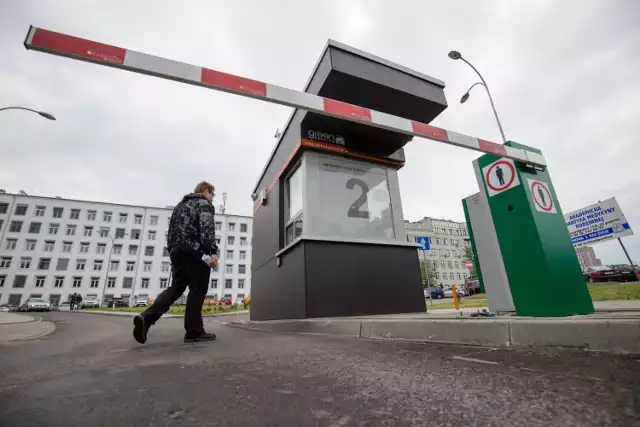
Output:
[416, 236, 432, 306]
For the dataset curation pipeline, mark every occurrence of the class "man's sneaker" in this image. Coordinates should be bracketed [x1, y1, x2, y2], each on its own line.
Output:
[184, 332, 216, 343]
[133, 315, 148, 344]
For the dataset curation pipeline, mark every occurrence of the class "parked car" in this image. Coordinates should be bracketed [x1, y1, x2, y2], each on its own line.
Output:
[58, 302, 71, 311]
[583, 265, 620, 283]
[220, 297, 233, 306]
[106, 297, 128, 308]
[82, 296, 100, 309]
[466, 276, 481, 295]
[18, 298, 52, 312]
[0, 303, 18, 312]
[443, 286, 465, 300]
[133, 297, 149, 307]
[424, 287, 445, 299]
[610, 264, 640, 282]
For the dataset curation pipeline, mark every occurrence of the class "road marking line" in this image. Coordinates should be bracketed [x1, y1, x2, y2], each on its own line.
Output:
[451, 356, 500, 365]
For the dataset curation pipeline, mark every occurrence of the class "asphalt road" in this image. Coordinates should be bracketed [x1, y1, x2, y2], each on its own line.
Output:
[1, 312, 638, 426]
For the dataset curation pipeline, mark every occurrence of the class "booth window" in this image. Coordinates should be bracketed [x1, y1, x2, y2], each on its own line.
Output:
[285, 164, 304, 245]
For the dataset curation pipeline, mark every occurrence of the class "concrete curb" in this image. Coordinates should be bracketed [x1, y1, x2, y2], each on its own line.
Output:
[230, 317, 640, 353]
[0, 317, 57, 343]
[80, 310, 248, 318]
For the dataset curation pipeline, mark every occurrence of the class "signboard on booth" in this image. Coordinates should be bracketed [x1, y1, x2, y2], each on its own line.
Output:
[482, 158, 520, 197]
[527, 179, 556, 214]
[565, 197, 633, 247]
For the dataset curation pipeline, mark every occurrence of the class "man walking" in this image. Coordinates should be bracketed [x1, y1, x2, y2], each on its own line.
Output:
[133, 181, 219, 344]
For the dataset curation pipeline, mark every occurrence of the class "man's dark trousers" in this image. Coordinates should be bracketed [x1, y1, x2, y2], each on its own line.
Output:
[142, 249, 210, 336]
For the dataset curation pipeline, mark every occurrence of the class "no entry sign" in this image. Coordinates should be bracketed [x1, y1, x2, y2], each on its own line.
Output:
[482, 158, 520, 197]
[465, 260, 473, 269]
[528, 179, 556, 214]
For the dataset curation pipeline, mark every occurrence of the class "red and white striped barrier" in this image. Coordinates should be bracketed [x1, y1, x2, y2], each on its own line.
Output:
[24, 26, 546, 168]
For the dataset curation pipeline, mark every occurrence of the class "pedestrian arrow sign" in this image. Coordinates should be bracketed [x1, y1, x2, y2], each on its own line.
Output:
[528, 179, 556, 214]
[482, 158, 520, 197]
[416, 236, 430, 251]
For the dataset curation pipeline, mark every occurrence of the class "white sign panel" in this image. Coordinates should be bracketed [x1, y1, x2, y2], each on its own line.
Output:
[482, 158, 520, 197]
[317, 157, 395, 241]
[565, 197, 633, 247]
[527, 179, 556, 214]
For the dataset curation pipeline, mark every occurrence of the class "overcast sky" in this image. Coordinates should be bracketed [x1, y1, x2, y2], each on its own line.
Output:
[1, 0, 639, 264]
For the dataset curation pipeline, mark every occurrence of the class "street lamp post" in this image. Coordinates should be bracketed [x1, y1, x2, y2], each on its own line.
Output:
[448, 50, 507, 144]
[0, 106, 56, 121]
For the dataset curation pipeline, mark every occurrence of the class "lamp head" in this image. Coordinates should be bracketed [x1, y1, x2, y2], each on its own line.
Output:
[38, 111, 56, 120]
[448, 50, 462, 60]
[460, 92, 470, 104]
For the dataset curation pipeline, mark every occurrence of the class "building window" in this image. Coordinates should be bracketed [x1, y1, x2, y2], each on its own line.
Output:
[441, 260, 446, 268]
[19, 257, 32, 269]
[240, 237, 247, 246]
[43, 240, 54, 252]
[29, 222, 42, 234]
[35, 276, 46, 288]
[162, 247, 169, 257]
[93, 260, 103, 271]
[70, 209, 80, 220]
[443, 238, 448, 245]
[240, 223, 248, 233]
[76, 259, 86, 271]
[107, 277, 116, 288]
[140, 278, 149, 289]
[60, 241, 71, 253]
[161, 262, 170, 273]
[215, 238, 221, 246]
[38, 258, 51, 270]
[148, 230, 156, 241]
[9, 221, 23, 233]
[215, 222, 222, 231]
[90, 277, 99, 288]
[285, 165, 304, 245]
[226, 250, 234, 260]
[35, 206, 46, 217]
[435, 272, 440, 279]
[119, 213, 128, 223]
[456, 273, 462, 280]
[97, 228, 108, 238]
[96, 243, 106, 254]
[134, 214, 142, 225]
[210, 279, 218, 289]
[83, 226, 93, 237]
[128, 245, 138, 256]
[110, 260, 119, 271]
[150, 215, 158, 226]
[66, 225, 76, 236]
[225, 279, 232, 289]
[49, 223, 59, 235]
[11, 275, 26, 288]
[144, 246, 154, 256]
[103, 211, 112, 222]
[0, 275, 5, 287]
[56, 258, 69, 271]
[115, 228, 125, 239]
[4, 238, 17, 250]
[52, 207, 63, 218]
[228, 223, 236, 232]
[239, 251, 246, 261]
[0, 202, 8, 214]
[14, 204, 28, 216]
[143, 261, 152, 272]
[238, 279, 245, 289]
[0, 257, 12, 269]
[123, 277, 133, 288]
[24, 239, 36, 251]
[0, 219, 3, 231]
[448, 261, 453, 269]
[113, 244, 122, 255]
[87, 210, 97, 221]
[126, 261, 135, 272]
[131, 229, 141, 240]
[238, 265, 246, 274]
[227, 236, 235, 245]
[54, 276, 64, 288]
[72, 277, 82, 288]
[159, 278, 168, 289]
[79, 242, 89, 253]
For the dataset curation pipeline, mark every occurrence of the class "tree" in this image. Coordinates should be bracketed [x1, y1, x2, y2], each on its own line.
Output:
[419, 259, 439, 288]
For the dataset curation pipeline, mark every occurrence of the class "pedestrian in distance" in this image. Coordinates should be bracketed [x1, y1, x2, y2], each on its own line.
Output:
[133, 181, 219, 344]
[68, 293, 75, 311]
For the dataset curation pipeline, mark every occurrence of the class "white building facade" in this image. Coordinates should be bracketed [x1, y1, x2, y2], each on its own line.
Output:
[405, 217, 472, 289]
[0, 192, 252, 307]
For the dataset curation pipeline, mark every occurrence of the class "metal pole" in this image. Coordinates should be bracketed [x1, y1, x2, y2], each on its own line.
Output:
[459, 57, 507, 144]
[422, 249, 433, 306]
[99, 234, 114, 308]
[618, 238, 639, 282]
[0, 106, 56, 120]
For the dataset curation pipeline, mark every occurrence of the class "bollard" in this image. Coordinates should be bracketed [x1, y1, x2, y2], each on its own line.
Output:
[452, 285, 460, 310]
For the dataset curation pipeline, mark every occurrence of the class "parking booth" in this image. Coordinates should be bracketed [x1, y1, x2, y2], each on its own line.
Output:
[249, 41, 447, 320]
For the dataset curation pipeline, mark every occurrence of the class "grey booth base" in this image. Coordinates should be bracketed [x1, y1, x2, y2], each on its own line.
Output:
[250, 240, 426, 321]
